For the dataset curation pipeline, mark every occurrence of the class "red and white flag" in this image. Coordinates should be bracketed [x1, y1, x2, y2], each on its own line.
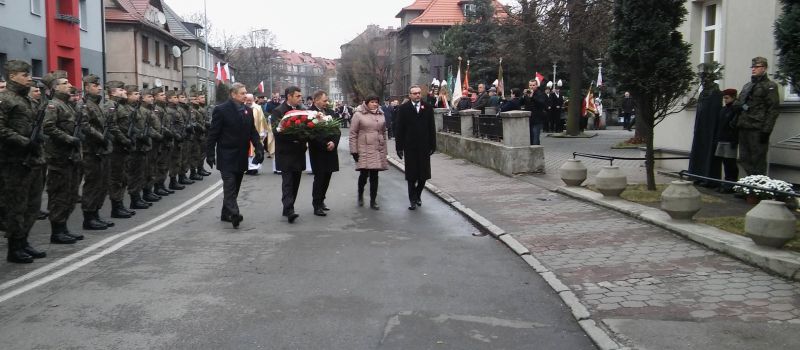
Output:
[535, 72, 544, 86]
[214, 62, 222, 81]
[257, 81, 265, 93]
[223, 63, 231, 82]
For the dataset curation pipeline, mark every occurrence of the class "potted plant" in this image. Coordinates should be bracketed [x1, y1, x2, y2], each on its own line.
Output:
[733, 175, 797, 205]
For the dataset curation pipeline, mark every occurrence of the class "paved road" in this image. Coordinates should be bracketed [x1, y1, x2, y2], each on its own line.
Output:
[0, 147, 594, 349]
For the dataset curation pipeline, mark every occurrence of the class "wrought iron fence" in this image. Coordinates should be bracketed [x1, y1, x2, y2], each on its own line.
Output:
[473, 114, 503, 141]
[442, 112, 461, 134]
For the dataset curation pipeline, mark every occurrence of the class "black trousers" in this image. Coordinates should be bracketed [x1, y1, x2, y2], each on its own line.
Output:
[281, 171, 302, 215]
[312, 171, 333, 209]
[220, 170, 244, 218]
[407, 179, 426, 202]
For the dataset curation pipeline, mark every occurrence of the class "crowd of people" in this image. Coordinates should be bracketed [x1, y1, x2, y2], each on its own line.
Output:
[0, 60, 211, 264]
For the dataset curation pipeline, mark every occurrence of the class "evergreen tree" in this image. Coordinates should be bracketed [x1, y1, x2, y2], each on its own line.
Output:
[775, 0, 800, 92]
[216, 81, 230, 104]
[607, 0, 695, 190]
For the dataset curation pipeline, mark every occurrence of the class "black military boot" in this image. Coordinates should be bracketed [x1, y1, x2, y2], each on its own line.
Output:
[190, 168, 203, 181]
[22, 238, 46, 259]
[83, 210, 108, 230]
[62, 223, 84, 240]
[111, 200, 133, 219]
[130, 193, 150, 210]
[7, 238, 34, 264]
[95, 211, 115, 227]
[198, 167, 212, 176]
[178, 173, 195, 185]
[161, 182, 175, 194]
[142, 188, 161, 202]
[169, 176, 185, 190]
[154, 184, 170, 196]
[50, 222, 77, 244]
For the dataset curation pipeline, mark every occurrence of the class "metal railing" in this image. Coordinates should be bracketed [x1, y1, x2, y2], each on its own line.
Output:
[572, 152, 689, 166]
[678, 171, 798, 199]
[473, 114, 503, 141]
[442, 112, 461, 134]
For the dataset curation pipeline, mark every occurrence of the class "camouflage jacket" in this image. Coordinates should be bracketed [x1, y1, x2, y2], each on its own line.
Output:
[131, 104, 153, 153]
[144, 104, 163, 143]
[166, 103, 184, 142]
[43, 91, 87, 164]
[105, 97, 133, 150]
[154, 102, 173, 146]
[190, 103, 207, 138]
[80, 93, 114, 155]
[0, 80, 45, 165]
[734, 74, 780, 133]
[179, 103, 194, 142]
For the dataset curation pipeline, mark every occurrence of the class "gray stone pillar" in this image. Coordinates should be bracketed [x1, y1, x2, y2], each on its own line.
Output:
[459, 109, 480, 137]
[433, 108, 447, 132]
[499, 110, 531, 147]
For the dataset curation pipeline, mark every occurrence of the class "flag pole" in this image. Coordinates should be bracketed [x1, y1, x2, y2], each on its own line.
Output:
[203, 0, 211, 104]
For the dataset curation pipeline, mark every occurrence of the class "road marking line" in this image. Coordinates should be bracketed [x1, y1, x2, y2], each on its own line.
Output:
[0, 180, 222, 294]
[0, 187, 223, 304]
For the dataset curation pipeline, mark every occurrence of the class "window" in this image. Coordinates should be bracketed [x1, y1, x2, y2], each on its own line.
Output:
[30, 0, 41, 16]
[463, 3, 476, 17]
[700, 3, 721, 63]
[31, 59, 43, 79]
[174, 56, 179, 71]
[143, 82, 149, 89]
[164, 44, 170, 68]
[141, 36, 150, 63]
[81, 67, 89, 78]
[155, 40, 161, 66]
[785, 83, 799, 103]
[198, 48, 205, 68]
[79, 0, 87, 30]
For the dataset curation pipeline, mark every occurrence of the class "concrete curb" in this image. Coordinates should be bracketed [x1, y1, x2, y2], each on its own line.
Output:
[387, 155, 622, 350]
[556, 185, 800, 282]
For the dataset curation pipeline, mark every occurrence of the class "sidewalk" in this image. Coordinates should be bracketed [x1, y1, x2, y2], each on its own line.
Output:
[386, 131, 800, 350]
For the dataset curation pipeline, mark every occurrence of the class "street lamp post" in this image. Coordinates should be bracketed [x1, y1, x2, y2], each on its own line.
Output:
[552, 62, 558, 84]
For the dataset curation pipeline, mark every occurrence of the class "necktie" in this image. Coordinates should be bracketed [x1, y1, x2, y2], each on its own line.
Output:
[415, 102, 419, 113]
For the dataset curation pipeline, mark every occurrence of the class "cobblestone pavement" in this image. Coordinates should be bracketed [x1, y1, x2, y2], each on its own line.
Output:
[385, 132, 800, 348]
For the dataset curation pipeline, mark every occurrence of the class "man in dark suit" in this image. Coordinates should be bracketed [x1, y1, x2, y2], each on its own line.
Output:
[471, 83, 491, 113]
[308, 90, 340, 217]
[395, 85, 436, 210]
[206, 83, 264, 228]
[271, 86, 305, 223]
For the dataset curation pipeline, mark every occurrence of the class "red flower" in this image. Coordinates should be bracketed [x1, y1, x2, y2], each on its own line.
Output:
[301, 115, 308, 122]
[307, 122, 315, 128]
[294, 119, 302, 125]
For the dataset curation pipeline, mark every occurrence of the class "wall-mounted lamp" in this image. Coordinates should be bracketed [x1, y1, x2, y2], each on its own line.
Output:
[23, 38, 32, 45]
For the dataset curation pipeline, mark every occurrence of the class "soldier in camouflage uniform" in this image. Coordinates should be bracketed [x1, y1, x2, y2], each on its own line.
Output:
[189, 90, 209, 180]
[0, 60, 48, 263]
[122, 85, 151, 210]
[733, 57, 781, 176]
[139, 89, 163, 203]
[152, 88, 175, 196]
[79, 74, 116, 231]
[166, 90, 188, 190]
[41, 70, 82, 244]
[195, 92, 212, 177]
[178, 91, 197, 184]
[105, 81, 137, 218]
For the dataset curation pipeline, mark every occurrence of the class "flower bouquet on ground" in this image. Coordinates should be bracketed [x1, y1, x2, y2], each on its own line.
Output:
[733, 175, 797, 203]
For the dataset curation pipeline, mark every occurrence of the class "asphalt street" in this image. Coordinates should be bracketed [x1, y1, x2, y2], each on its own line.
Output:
[0, 145, 595, 349]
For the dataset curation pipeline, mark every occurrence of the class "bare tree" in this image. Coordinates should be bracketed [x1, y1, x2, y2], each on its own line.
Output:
[225, 29, 279, 91]
[338, 29, 394, 102]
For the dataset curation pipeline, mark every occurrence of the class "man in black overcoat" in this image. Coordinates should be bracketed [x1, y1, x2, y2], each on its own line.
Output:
[206, 83, 264, 228]
[308, 90, 340, 216]
[271, 86, 306, 223]
[395, 85, 436, 210]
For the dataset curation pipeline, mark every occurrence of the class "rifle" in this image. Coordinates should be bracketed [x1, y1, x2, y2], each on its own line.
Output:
[99, 104, 114, 155]
[138, 108, 152, 150]
[23, 105, 47, 166]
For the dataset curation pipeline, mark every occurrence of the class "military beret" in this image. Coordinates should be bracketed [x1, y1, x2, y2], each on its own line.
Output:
[165, 90, 177, 98]
[82, 74, 100, 85]
[124, 85, 139, 93]
[106, 80, 125, 90]
[69, 86, 78, 94]
[42, 70, 68, 88]
[752, 57, 768, 67]
[722, 88, 738, 97]
[4, 60, 31, 75]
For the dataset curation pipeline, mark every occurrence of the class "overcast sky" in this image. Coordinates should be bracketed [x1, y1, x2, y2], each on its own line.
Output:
[164, 0, 512, 59]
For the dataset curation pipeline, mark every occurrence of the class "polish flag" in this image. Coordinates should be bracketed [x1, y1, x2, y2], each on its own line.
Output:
[223, 63, 231, 82]
[214, 62, 223, 81]
[535, 72, 544, 86]
[257, 81, 265, 93]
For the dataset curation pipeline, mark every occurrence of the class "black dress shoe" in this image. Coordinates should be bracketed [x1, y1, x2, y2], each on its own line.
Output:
[231, 214, 242, 228]
[221, 214, 231, 222]
[415, 199, 422, 207]
[287, 213, 299, 223]
[38, 210, 49, 220]
[313, 208, 327, 216]
[322, 205, 331, 211]
[22, 240, 46, 259]
[408, 202, 417, 210]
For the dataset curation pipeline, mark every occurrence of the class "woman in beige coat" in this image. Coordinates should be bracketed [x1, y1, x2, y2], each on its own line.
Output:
[349, 95, 388, 210]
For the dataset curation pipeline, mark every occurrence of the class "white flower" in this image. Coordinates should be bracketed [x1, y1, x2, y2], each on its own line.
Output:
[733, 175, 797, 197]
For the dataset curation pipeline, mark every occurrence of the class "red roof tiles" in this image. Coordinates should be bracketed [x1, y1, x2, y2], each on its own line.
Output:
[397, 0, 508, 26]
